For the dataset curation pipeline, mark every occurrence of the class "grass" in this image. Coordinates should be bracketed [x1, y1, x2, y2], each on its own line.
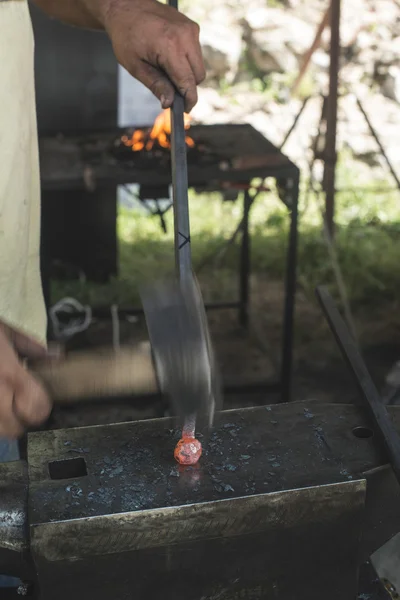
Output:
[51, 154, 400, 312]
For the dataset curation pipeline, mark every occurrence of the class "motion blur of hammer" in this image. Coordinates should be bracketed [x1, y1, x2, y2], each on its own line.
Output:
[30, 0, 220, 435]
[32, 275, 220, 431]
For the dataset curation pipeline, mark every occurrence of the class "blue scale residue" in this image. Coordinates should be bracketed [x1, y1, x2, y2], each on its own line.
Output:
[0, 439, 21, 589]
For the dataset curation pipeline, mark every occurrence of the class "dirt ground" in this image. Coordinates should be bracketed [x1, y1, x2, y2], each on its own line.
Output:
[48, 277, 400, 430]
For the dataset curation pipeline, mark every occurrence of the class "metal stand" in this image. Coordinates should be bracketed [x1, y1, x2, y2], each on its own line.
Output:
[236, 175, 299, 402]
[239, 190, 252, 328]
[281, 174, 300, 402]
[40, 126, 300, 403]
[41, 173, 300, 403]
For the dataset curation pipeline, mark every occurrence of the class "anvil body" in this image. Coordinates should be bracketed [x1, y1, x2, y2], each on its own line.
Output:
[1, 401, 400, 599]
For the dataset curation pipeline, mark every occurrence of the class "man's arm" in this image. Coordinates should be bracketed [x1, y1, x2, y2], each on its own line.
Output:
[32, 0, 102, 28]
[32, 0, 205, 112]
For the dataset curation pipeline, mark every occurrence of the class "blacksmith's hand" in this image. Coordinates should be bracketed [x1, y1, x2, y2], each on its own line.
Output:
[104, 0, 205, 112]
[33, 0, 205, 112]
[0, 325, 52, 439]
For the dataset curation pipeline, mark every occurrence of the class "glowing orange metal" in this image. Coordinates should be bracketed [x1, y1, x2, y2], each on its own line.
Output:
[174, 415, 202, 466]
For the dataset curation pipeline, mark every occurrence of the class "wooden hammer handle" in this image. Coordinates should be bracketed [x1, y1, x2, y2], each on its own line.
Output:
[31, 345, 159, 404]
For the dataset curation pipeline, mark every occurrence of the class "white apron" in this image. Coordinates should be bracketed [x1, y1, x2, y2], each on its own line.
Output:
[0, 0, 46, 346]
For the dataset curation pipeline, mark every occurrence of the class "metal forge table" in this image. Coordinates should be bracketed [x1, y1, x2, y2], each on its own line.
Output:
[39, 124, 299, 402]
[1, 401, 400, 599]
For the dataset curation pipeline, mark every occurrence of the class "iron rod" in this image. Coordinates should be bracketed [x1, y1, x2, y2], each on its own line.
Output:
[171, 94, 192, 278]
[169, 0, 192, 279]
[280, 96, 311, 150]
[316, 285, 400, 486]
[169, 0, 198, 434]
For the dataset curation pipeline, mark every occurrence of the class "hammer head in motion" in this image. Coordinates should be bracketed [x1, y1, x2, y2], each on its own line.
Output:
[141, 275, 221, 429]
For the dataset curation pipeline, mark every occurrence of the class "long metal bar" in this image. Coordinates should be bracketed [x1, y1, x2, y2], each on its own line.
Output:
[316, 285, 400, 485]
[322, 0, 341, 237]
[280, 96, 311, 150]
[169, 0, 192, 279]
[355, 95, 400, 191]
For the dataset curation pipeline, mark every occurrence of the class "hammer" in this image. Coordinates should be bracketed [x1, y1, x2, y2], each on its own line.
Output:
[31, 276, 220, 427]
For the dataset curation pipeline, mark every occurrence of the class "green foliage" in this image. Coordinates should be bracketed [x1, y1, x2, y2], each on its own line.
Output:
[218, 77, 232, 94]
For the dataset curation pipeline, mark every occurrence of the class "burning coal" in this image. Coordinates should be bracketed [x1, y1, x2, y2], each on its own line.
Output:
[121, 109, 195, 152]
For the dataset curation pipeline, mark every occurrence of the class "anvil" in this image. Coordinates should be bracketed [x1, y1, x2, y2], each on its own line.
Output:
[1, 401, 400, 599]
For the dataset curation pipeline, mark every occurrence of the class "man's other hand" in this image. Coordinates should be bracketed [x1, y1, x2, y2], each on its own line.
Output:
[0, 326, 51, 439]
[104, 0, 205, 112]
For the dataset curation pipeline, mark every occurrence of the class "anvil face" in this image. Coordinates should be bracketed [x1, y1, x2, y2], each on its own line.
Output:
[26, 402, 400, 600]
[28, 402, 387, 522]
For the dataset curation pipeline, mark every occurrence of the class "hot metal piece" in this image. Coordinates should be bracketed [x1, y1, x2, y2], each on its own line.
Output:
[174, 414, 202, 465]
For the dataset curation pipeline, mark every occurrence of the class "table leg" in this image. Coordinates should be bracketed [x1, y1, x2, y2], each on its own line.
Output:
[280, 173, 300, 402]
[239, 189, 252, 328]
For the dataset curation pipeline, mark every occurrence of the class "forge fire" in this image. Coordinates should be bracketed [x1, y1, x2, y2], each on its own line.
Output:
[121, 109, 195, 152]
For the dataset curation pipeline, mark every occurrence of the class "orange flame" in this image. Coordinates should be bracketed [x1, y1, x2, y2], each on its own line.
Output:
[121, 109, 195, 152]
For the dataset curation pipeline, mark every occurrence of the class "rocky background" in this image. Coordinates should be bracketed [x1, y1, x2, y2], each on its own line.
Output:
[182, 0, 400, 180]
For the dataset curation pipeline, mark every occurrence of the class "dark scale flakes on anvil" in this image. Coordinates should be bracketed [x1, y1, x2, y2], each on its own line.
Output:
[26, 401, 396, 524]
